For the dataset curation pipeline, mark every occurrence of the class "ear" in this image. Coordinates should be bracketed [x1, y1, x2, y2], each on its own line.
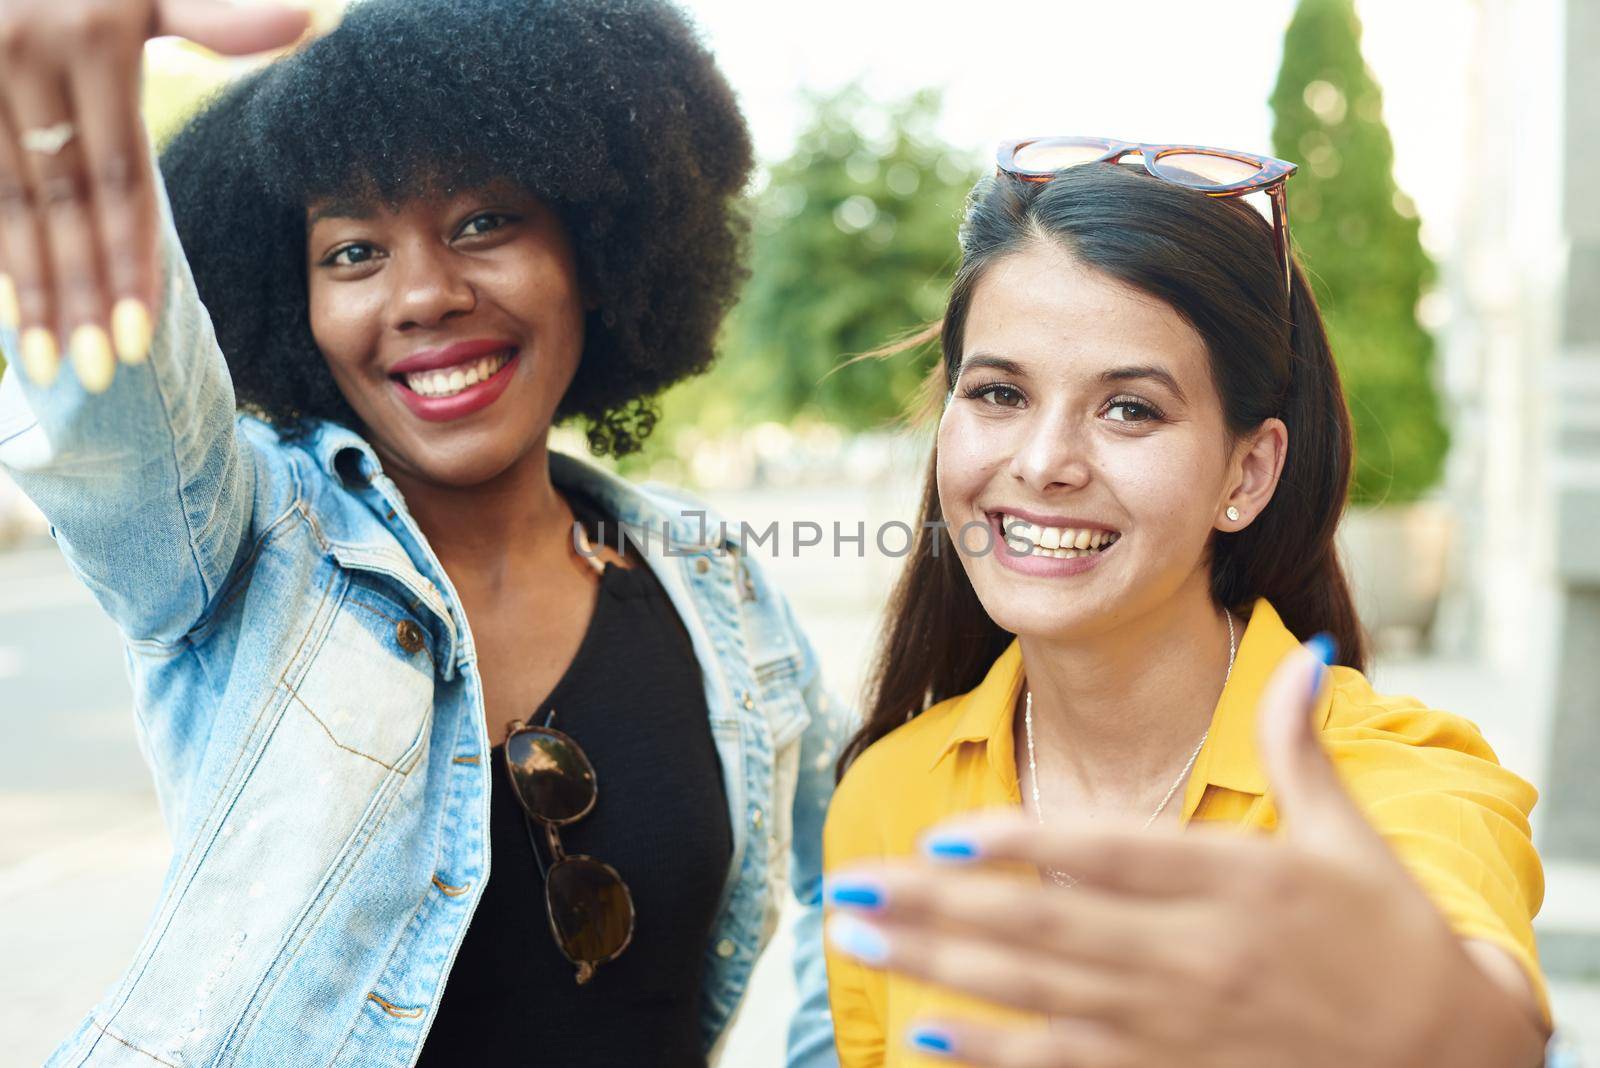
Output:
[1218, 417, 1287, 532]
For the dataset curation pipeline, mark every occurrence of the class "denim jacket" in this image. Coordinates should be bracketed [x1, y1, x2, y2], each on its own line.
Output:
[0, 149, 846, 1068]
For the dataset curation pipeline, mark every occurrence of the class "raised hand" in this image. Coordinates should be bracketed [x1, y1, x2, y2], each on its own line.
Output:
[0, 0, 310, 391]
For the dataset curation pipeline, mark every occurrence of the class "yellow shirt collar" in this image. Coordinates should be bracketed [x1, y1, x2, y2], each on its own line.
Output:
[929, 599, 1323, 799]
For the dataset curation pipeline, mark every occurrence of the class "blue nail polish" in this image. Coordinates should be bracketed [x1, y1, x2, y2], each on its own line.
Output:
[828, 914, 890, 964]
[824, 877, 884, 910]
[923, 834, 979, 860]
[1306, 632, 1336, 700]
[908, 1026, 955, 1055]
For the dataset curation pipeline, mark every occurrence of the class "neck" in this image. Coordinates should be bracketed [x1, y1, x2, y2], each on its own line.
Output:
[1018, 572, 1235, 809]
[383, 435, 573, 596]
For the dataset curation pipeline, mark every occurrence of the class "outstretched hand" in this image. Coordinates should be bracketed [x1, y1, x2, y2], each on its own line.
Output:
[0, 0, 311, 391]
[825, 640, 1547, 1067]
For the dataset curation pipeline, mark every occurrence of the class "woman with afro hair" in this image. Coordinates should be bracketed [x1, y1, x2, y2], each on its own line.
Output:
[0, 1, 846, 1064]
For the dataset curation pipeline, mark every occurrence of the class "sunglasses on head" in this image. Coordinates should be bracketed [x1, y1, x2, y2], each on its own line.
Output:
[995, 136, 1299, 299]
[503, 709, 634, 985]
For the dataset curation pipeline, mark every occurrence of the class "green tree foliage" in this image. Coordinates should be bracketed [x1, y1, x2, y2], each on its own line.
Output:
[1270, 0, 1449, 505]
[647, 87, 979, 449]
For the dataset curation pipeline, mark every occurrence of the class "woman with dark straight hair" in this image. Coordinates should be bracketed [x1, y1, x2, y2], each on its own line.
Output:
[819, 148, 1552, 1066]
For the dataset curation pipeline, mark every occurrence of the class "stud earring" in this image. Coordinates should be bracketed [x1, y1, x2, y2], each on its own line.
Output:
[1225, 506, 1241, 522]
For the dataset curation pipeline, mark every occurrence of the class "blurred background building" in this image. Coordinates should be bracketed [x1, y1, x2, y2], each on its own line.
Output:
[0, 0, 1596, 1063]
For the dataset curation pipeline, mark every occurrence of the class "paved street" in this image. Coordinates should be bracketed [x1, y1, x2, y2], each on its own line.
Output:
[2, 476, 1596, 1066]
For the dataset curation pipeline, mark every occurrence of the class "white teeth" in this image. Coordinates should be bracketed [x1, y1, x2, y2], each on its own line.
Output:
[1005, 518, 1039, 544]
[997, 514, 1120, 558]
[403, 352, 511, 398]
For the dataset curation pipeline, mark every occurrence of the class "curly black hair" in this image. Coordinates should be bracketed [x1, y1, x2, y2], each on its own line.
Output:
[159, 0, 753, 457]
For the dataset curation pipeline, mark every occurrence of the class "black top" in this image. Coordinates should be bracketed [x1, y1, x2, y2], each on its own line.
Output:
[416, 499, 732, 1066]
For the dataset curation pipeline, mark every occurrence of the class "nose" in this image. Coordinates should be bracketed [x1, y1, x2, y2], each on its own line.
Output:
[1008, 406, 1092, 494]
[388, 239, 476, 331]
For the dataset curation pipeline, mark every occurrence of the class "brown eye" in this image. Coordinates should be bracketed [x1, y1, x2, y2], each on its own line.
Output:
[325, 243, 378, 267]
[1104, 397, 1162, 423]
[458, 212, 512, 238]
[969, 383, 1025, 408]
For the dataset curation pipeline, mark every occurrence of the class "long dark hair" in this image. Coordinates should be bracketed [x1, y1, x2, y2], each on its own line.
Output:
[839, 163, 1367, 778]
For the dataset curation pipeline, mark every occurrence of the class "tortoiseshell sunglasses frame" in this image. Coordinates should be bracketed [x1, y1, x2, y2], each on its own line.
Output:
[996, 136, 1299, 299]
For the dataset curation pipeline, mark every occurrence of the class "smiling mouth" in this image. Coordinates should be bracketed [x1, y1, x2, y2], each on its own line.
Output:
[394, 350, 515, 399]
[990, 512, 1122, 559]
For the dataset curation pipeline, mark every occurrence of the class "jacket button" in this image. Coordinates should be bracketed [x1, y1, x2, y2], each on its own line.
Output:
[396, 620, 426, 654]
[741, 692, 755, 711]
[695, 557, 710, 574]
[715, 938, 736, 959]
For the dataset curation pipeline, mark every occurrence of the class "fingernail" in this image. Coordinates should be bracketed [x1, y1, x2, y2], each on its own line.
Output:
[824, 876, 885, 911]
[0, 275, 18, 332]
[907, 1026, 955, 1055]
[827, 913, 889, 965]
[69, 324, 115, 394]
[111, 299, 152, 365]
[922, 833, 979, 861]
[299, 3, 344, 41]
[21, 328, 59, 387]
[1306, 632, 1337, 700]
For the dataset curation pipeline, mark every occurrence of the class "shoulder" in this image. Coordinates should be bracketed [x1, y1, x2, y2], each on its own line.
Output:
[636, 478, 724, 524]
[1318, 667, 1536, 817]
[636, 477, 795, 626]
[825, 695, 967, 854]
[1322, 667, 1499, 759]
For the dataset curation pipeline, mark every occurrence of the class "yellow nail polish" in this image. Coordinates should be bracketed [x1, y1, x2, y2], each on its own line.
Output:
[111, 298, 153, 364]
[70, 324, 115, 394]
[0, 275, 18, 332]
[21, 328, 60, 387]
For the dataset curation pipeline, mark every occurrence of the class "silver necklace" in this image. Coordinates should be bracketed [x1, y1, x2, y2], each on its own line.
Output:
[1024, 611, 1237, 888]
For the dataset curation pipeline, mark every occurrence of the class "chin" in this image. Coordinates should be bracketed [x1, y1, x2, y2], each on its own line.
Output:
[966, 560, 1144, 642]
[979, 594, 1108, 643]
[382, 427, 533, 489]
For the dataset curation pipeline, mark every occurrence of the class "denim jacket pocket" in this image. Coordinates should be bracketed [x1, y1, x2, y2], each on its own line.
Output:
[290, 578, 436, 772]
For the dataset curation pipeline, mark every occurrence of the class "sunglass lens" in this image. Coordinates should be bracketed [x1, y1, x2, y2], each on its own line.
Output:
[547, 856, 635, 964]
[1012, 139, 1111, 174]
[505, 727, 597, 823]
[1148, 151, 1264, 189]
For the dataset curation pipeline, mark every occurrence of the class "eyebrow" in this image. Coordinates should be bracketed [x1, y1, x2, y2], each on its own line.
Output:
[306, 200, 378, 231]
[1100, 365, 1188, 403]
[956, 353, 1026, 378]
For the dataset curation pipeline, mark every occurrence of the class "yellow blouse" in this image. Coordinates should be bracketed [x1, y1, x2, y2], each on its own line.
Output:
[823, 600, 1546, 1067]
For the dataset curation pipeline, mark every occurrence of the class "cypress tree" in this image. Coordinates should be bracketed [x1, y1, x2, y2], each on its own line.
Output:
[1271, 0, 1449, 505]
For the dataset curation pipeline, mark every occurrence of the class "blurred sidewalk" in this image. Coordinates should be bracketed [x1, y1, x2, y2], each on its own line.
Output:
[2, 475, 1596, 1066]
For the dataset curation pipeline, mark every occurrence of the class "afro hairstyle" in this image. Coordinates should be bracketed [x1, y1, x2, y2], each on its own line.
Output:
[159, 0, 754, 456]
